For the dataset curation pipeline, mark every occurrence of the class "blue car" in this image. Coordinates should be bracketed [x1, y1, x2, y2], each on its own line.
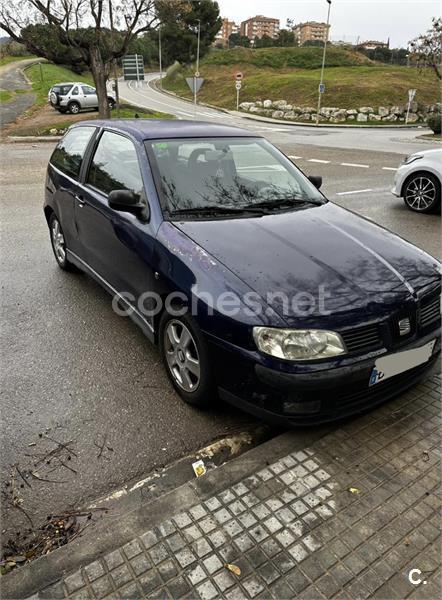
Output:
[44, 120, 441, 424]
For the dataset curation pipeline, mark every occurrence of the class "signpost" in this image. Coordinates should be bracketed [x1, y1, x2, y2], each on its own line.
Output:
[122, 54, 145, 86]
[235, 72, 243, 111]
[406, 89, 416, 124]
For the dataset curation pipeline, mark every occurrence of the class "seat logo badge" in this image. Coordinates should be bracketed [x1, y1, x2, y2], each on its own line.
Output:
[399, 317, 411, 336]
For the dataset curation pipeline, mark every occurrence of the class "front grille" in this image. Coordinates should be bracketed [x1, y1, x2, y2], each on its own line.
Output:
[419, 294, 441, 329]
[341, 324, 383, 354]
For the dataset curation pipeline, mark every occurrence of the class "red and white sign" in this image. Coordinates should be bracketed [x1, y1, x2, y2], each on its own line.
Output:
[235, 72, 243, 81]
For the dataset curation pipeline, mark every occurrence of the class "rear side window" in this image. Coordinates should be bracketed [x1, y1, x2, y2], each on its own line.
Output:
[53, 85, 73, 96]
[50, 127, 95, 179]
[86, 131, 143, 199]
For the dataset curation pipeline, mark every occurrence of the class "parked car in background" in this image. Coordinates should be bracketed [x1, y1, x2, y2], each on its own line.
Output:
[392, 148, 441, 213]
[44, 121, 441, 425]
[48, 82, 116, 114]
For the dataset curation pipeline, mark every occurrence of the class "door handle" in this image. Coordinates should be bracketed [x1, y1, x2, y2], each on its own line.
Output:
[75, 194, 85, 207]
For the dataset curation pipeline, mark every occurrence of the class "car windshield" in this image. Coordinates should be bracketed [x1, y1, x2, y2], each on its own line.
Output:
[146, 137, 325, 218]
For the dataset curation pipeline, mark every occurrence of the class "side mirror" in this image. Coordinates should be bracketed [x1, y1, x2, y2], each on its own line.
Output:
[308, 175, 322, 190]
[108, 189, 150, 222]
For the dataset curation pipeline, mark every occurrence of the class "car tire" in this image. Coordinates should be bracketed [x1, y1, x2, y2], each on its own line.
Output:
[159, 310, 215, 407]
[49, 91, 59, 107]
[403, 171, 441, 213]
[68, 101, 81, 114]
[49, 214, 77, 272]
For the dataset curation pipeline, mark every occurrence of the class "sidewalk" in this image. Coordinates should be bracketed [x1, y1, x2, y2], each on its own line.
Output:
[4, 372, 441, 600]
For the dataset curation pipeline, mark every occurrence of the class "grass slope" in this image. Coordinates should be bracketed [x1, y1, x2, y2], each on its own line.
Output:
[164, 47, 440, 111]
[25, 62, 94, 105]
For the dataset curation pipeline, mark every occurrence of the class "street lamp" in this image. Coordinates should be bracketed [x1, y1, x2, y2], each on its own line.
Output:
[158, 24, 163, 88]
[315, 0, 332, 126]
[194, 19, 201, 106]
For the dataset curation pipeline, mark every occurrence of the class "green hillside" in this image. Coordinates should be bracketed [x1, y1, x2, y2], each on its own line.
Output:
[163, 47, 440, 112]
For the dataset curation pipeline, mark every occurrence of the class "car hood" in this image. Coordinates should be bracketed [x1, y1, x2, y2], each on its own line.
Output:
[173, 203, 441, 327]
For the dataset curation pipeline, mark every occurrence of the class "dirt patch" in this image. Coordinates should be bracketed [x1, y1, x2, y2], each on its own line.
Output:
[4, 104, 97, 136]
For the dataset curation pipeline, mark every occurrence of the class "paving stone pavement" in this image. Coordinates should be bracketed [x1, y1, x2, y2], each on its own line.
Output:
[36, 372, 441, 599]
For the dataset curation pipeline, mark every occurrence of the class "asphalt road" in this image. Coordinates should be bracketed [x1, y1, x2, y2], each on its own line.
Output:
[1, 87, 440, 547]
[0, 59, 39, 131]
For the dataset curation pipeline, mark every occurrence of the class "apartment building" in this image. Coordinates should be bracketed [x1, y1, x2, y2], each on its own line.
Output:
[215, 18, 239, 46]
[359, 40, 389, 50]
[293, 21, 330, 45]
[240, 15, 280, 40]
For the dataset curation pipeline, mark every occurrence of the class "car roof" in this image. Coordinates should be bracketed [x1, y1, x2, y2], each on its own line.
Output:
[70, 119, 260, 141]
[51, 82, 89, 87]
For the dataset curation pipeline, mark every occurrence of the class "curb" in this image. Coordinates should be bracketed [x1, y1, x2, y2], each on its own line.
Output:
[4, 135, 61, 143]
[1, 428, 330, 599]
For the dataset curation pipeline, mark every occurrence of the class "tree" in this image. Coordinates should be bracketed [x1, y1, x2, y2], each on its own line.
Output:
[276, 29, 296, 47]
[254, 34, 275, 49]
[0, 0, 161, 117]
[228, 33, 250, 48]
[409, 17, 442, 80]
[154, 0, 221, 66]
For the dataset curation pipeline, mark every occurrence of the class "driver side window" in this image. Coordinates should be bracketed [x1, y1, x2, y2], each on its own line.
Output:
[86, 131, 143, 199]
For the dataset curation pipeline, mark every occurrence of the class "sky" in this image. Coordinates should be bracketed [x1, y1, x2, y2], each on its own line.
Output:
[217, 0, 441, 48]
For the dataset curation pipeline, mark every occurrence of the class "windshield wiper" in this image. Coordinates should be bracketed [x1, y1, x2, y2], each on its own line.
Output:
[169, 205, 266, 216]
[244, 197, 323, 210]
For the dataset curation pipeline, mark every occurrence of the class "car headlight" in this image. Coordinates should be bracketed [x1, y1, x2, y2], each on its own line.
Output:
[253, 327, 346, 361]
[403, 154, 423, 165]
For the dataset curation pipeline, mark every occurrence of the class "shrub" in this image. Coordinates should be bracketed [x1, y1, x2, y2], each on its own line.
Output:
[427, 113, 441, 134]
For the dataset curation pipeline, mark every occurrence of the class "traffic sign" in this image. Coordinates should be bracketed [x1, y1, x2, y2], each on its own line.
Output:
[319, 83, 325, 94]
[235, 72, 243, 81]
[235, 81, 242, 91]
[122, 54, 145, 81]
[186, 77, 204, 94]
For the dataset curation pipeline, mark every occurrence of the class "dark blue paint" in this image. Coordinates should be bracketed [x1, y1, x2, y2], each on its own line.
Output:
[44, 120, 441, 424]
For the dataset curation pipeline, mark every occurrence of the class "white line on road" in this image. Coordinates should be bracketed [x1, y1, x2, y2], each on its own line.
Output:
[336, 189, 373, 196]
[341, 162, 370, 168]
[288, 155, 303, 159]
[308, 158, 330, 164]
[382, 167, 398, 171]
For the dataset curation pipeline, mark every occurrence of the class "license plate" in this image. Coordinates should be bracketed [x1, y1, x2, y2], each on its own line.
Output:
[369, 339, 436, 386]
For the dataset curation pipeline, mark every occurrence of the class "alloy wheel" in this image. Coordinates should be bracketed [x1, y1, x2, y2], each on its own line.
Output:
[405, 176, 437, 211]
[164, 320, 201, 392]
[51, 218, 66, 264]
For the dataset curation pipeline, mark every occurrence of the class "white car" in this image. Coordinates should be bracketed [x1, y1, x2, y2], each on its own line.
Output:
[392, 148, 441, 213]
[48, 81, 116, 114]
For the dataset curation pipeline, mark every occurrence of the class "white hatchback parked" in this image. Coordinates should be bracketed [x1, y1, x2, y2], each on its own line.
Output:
[48, 81, 116, 114]
[392, 148, 442, 213]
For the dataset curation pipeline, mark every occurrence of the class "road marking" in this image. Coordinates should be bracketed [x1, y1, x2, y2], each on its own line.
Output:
[124, 80, 195, 117]
[308, 158, 330, 164]
[341, 162, 370, 168]
[288, 155, 303, 159]
[336, 188, 373, 196]
[382, 167, 398, 171]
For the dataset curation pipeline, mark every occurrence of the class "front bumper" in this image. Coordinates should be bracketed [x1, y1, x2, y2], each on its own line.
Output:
[212, 327, 440, 426]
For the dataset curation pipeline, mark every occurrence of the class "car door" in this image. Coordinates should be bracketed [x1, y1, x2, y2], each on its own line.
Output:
[47, 126, 97, 257]
[81, 85, 98, 109]
[74, 129, 157, 320]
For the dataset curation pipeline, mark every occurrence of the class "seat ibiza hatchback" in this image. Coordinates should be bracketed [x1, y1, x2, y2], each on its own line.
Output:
[44, 120, 441, 424]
